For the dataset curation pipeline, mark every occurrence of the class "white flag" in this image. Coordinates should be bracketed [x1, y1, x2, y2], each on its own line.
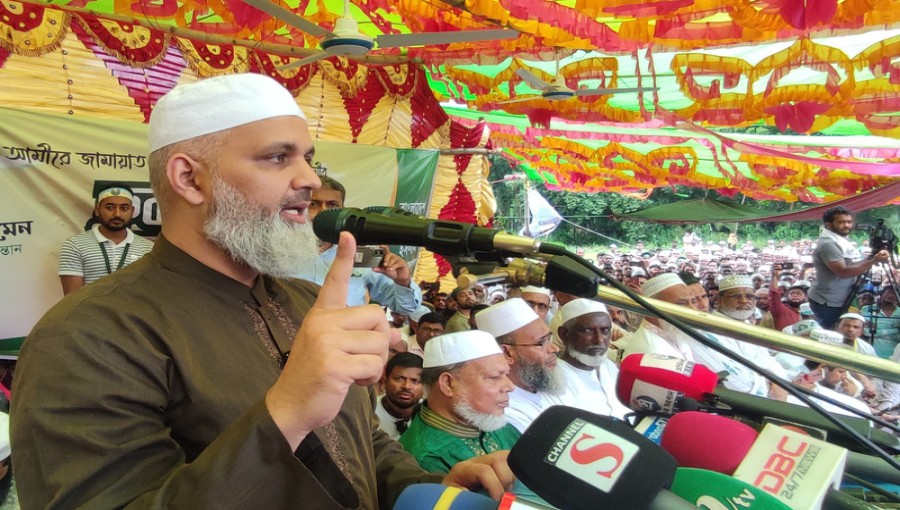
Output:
[520, 188, 563, 238]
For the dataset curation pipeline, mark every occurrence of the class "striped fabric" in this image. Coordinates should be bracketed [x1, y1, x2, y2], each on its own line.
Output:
[58, 225, 154, 285]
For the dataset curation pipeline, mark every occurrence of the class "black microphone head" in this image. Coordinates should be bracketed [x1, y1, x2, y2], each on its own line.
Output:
[509, 405, 677, 510]
[311, 207, 360, 243]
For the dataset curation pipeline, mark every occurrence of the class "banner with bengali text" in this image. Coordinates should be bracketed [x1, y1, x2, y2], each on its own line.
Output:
[0, 107, 437, 345]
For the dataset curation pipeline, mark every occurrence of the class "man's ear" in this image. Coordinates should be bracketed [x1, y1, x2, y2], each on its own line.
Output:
[499, 344, 515, 365]
[437, 371, 455, 398]
[166, 153, 210, 206]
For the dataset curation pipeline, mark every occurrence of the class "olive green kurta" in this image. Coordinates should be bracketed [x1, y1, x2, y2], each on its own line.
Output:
[12, 236, 440, 509]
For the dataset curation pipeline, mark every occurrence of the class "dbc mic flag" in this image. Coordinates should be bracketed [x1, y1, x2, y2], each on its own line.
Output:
[733, 424, 847, 510]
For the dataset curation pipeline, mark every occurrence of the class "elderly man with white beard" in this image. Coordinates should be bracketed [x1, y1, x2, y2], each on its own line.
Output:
[556, 299, 631, 420]
[399, 330, 520, 473]
[615, 274, 774, 397]
[475, 298, 568, 433]
[713, 275, 790, 397]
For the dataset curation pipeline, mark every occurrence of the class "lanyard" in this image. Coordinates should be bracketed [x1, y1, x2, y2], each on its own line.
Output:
[98, 242, 130, 275]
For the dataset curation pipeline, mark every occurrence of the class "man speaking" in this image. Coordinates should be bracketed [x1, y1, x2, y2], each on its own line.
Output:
[808, 206, 888, 328]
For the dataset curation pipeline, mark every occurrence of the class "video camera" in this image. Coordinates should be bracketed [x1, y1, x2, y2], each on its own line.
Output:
[866, 219, 898, 255]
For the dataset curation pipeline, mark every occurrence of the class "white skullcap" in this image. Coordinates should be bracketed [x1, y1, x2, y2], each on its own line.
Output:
[783, 319, 820, 337]
[520, 285, 552, 297]
[719, 275, 753, 292]
[0, 413, 8, 460]
[149, 73, 306, 152]
[810, 328, 844, 345]
[640, 273, 684, 297]
[423, 330, 503, 368]
[839, 312, 866, 324]
[799, 303, 814, 316]
[560, 298, 608, 326]
[475, 298, 540, 337]
[409, 305, 432, 323]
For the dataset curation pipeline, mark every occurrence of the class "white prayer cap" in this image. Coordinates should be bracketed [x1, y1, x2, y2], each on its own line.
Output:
[719, 275, 753, 292]
[783, 319, 819, 337]
[409, 305, 432, 323]
[640, 273, 684, 297]
[423, 330, 502, 368]
[475, 298, 540, 338]
[149, 73, 307, 152]
[560, 298, 608, 326]
[839, 312, 866, 324]
[520, 285, 551, 297]
[799, 303, 814, 316]
[810, 328, 844, 345]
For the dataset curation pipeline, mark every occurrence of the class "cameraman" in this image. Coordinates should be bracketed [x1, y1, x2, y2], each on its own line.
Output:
[808, 206, 889, 329]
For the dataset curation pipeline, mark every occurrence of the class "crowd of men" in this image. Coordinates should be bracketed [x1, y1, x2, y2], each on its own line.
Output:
[2, 73, 897, 508]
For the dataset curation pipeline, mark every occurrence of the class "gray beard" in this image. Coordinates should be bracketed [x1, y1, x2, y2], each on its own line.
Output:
[452, 399, 508, 432]
[203, 176, 318, 278]
[518, 362, 565, 395]
[719, 305, 755, 321]
[565, 345, 607, 368]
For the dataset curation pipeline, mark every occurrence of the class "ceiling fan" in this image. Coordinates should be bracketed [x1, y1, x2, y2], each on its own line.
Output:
[243, 0, 519, 70]
[498, 59, 657, 104]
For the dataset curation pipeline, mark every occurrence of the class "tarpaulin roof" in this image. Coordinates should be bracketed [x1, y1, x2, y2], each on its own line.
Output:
[616, 179, 900, 224]
[2, 0, 899, 201]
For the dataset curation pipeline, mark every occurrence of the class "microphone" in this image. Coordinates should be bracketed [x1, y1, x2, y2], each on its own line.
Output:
[616, 354, 898, 453]
[660, 412, 759, 475]
[507, 405, 698, 510]
[672, 467, 792, 510]
[616, 353, 719, 414]
[392, 484, 555, 510]
[313, 207, 601, 297]
[312, 207, 553, 258]
[660, 409, 900, 488]
[731, 423, 884, 510]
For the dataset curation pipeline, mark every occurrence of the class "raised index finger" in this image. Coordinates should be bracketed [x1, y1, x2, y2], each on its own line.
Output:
[315, 231, 356, 310]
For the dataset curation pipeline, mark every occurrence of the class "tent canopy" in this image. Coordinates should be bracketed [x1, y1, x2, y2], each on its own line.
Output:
[1, 0, 898, 200]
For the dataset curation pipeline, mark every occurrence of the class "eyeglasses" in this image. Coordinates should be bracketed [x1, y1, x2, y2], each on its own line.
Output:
[419, 326, 444, 335]
[507, 334, 553, 349]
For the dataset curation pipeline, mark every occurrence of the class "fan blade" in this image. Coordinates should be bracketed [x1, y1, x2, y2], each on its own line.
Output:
[241, 0, 335, 39]
[376, 29, 518, 48]
[574, 86, 658, 96]
[496, 96, 539, 104]
[277, 52, 330, 70]
[515, 69, 550, 91]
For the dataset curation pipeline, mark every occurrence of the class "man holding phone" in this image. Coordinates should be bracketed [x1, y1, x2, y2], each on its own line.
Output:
[299, 175, 423, 314]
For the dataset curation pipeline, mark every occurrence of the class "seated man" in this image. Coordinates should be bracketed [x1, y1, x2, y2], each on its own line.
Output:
[517, 285, 552, 323]
[556, 299, 631, 420]
[376, 353, 424, 440]
[615, 273, 700, 361]
[475, 298, 567, 433]
[400, 330, 520, 473]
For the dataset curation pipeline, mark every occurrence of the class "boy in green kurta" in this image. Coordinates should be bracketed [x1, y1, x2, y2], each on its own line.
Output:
[399, 330, 520, 473]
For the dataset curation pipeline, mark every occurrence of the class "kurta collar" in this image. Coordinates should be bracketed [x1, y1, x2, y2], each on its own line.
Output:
[420, 403, 481, 439]
[150, 235, 259, 303]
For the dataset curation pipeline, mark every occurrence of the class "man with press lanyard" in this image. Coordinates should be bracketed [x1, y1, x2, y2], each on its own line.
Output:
[57, 184, 154, 295]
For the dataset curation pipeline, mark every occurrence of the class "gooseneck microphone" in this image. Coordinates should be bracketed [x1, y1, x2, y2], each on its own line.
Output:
[312, 207, 565, 258]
